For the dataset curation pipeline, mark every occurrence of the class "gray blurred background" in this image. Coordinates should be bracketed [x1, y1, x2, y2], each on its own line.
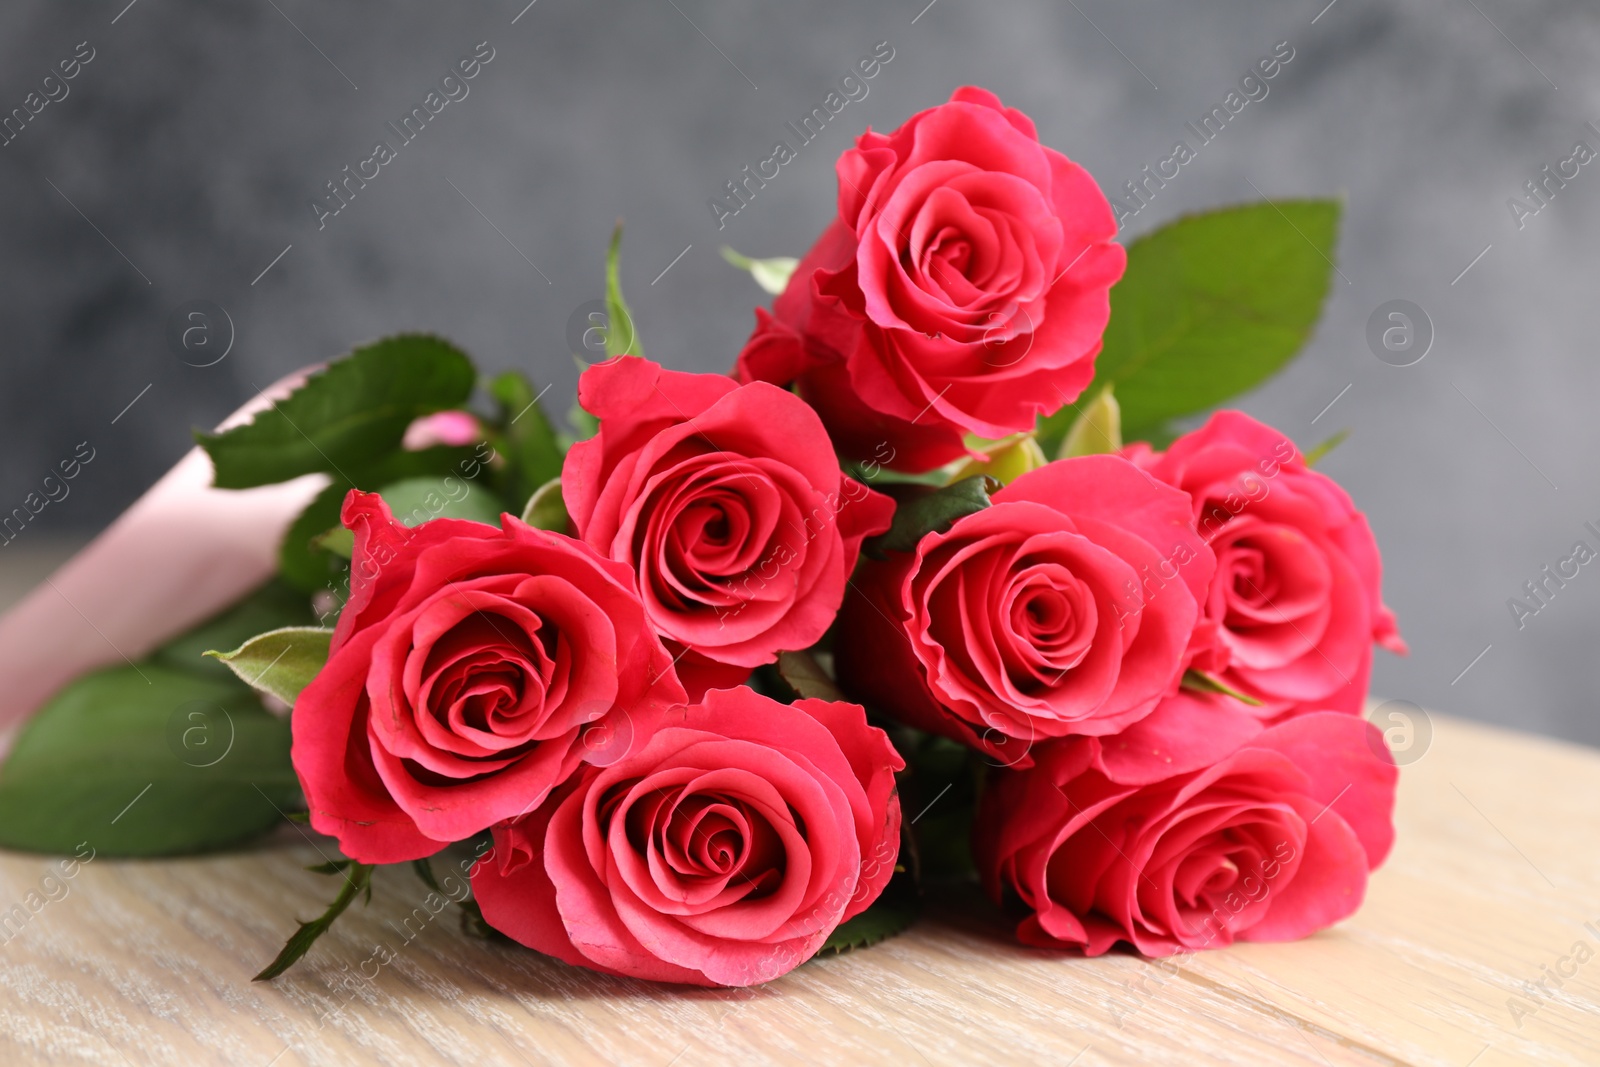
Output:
[0, 0, 1595, 744]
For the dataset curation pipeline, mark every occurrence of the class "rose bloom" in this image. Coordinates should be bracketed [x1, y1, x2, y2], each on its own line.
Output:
[835, 456, 1214, 763]
[1129, 411, 1406, 718]
[563, 356, 894, 697]
[975, 694, 1398, 955]
[292, 491, 686, 863]
[735, 86, 1126, 473]
[471, 687, 904, 987]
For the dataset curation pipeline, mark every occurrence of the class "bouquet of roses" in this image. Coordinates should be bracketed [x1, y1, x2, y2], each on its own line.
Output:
[0, 87, 1405, 987]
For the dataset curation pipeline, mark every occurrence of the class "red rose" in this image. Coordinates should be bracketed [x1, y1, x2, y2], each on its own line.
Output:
[735, 86, 1126, 472]
[563, 356, 894, 697]
[975, 695, 1397, 955]
[293, 491, 686, 863]
[1132, 411, 1405, 719]
[471, 688, 904, 986]
[836, 456, 1213, 763]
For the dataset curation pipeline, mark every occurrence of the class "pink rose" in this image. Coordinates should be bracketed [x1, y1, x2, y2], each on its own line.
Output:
[835, 456, 1213, 762]
[1132, 411, 1405, 718]
[292, 491, 686, 863]
[975, 695, 1398, 955]
[736, 86, 1126, 472]
[471, 687, 904, 986]
[563, 356, 894, 698]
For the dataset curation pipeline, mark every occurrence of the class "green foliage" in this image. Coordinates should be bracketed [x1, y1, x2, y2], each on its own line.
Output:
[1039, 200, 1341, 450]
[775, 649, 846, 702]
[489, 370, 565, 507]
[150, 579, 315, 683]
[605, 223, 641, 357]
[277, 482, 351, 593]
[1058, 386, 1123, 459]
[377, 476, 507, 528]
[0, 665, 298, 856]
[1305, 428, 1349, 467]
[720, 246, 800, 296]
[198, 334, 477, 489]
[1181, 668, 1264, 707]
[207, 627, 334, 706]
[816, 854, 919, 956]
[864, 476, 997, 559]
[519, 477, 569, 532]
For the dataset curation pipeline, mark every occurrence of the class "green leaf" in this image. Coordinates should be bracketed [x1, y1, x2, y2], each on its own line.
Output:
[307, 859, 353, 875]
[776, 650, 846, 702]
[488, 371, 565, 505]
[198, 334, 477, 489]
[377, 476, 507, 528]
[206, 627, 334, 706]
[519, 477, 569, 532]
[311, 525, 355, 559]
[1039, 200, 1341, 450]
[411, 857, 444, 895]
[0, 665, 298, 856]
[1180, 668, 1264, 707]
[605, 223, 641, 358]
[720, 246, 800, 296]
[1304, 428, 1349, 467]
[274, 445, 487, 593]
[564, 399, 600, 446]
[277, 482, 352, 593]
[1058, 386, 1123, 459]
[254, 862, 374, 981]
[150, 579, 315, 682]
[816, 870, 918, 956]
[864, 476, 997, 559]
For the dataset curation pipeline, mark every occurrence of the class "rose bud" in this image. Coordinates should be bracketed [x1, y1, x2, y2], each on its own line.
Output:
[1128, 411, 1406, 719]
[735, 86, 1126, 473]
[471, 687, 904, 987]
[292, 491, 687, 863]
[836, 455, 1214, 764]
[563, 355, 894, 698]
[975, 695, 1398, 955]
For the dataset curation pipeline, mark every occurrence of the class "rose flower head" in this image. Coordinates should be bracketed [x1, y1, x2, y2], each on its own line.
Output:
[292, 491, 686, 863]
[472, 687, 904, 987]
[1130, 410, 1406, 720]
[837, 455, 1214, 764]
[563, 355, 893, 697]
[976, 694, 1398, 955]
[736, 86, 1126, 472]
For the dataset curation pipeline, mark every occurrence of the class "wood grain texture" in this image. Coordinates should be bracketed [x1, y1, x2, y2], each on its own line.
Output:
[1, 713, 1596, 1067]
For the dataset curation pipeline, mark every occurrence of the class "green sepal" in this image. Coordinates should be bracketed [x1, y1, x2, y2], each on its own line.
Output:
[519, 477, 569, 532]
[1304, 428, 1349, 467]
[206, 627, 334, 706]
[1058, 386, 1123, 459]
[605, 223, 641, 357]
[720, 246, 800, 296]
[1181, 668, 1265, 707]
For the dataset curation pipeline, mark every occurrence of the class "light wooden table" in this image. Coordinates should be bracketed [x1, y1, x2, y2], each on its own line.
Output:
[1, 712, 1596, 1066]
